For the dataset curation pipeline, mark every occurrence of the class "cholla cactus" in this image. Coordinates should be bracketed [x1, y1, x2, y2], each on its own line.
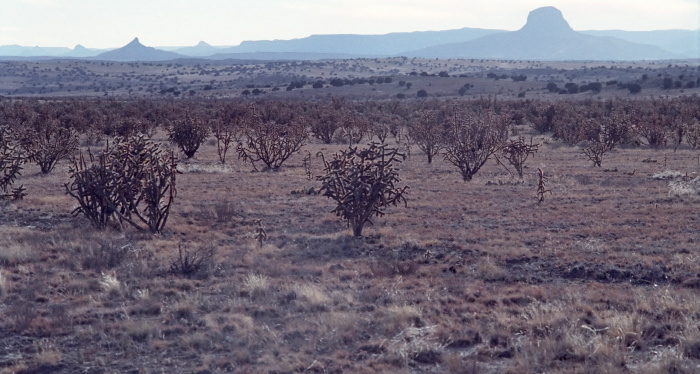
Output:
[236, 103, 307, 171]
[497, 136, 539, 178]
[19, 118, 79, 174]
[253, 220, 267, 248]
[408, 110, 448, 164]
[0, 126, 27, 200]
[535, 168, 551, 203]
[442, 109, 509, 181]
[167, 112, 211, 158]
[317, 142, 409, 237]
[65, 134, 178, 233]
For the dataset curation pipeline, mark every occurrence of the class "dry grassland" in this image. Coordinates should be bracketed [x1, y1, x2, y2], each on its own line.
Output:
[1, 125, 700, 373]
[1, 58, 696, 100]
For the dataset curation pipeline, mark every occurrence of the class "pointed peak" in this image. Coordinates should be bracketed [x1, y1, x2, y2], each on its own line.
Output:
[520, 6, 574, 34]
[127, 37, 143, 47]
[196, 41, 211, 47]
[73, 44, 86, 50]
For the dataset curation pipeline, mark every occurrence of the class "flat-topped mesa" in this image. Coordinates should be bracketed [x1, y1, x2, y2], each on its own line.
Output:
[519, 6, 575, 35]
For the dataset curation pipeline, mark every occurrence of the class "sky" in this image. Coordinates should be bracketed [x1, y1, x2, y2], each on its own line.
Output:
[0, 0, 698, 48]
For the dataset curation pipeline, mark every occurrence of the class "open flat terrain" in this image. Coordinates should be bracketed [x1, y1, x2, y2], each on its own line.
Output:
[1, 57, 698, 100]
[1, 56, 700, 372]
[2, 119, 700, 372]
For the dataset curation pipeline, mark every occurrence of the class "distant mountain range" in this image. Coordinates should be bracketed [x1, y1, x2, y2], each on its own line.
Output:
[216, 28, 503, 56]
[407, 7, 679, 60]
[0, 44, 109, 58]
[580, 29, 699, 58]
[1, 7, 697, 61]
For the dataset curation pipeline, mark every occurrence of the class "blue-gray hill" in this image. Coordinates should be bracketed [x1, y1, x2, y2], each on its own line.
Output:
[404, 7, 678, 60]
[216, 28, 504, 56]
[95, 38, 186, 61]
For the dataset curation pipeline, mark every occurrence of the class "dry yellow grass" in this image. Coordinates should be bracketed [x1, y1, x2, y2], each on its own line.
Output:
[2, 109, 700, 373]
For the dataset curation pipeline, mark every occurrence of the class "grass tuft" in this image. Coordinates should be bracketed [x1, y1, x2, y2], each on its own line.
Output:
[99, 272, 122, 298]
[669, 177, 700, 200]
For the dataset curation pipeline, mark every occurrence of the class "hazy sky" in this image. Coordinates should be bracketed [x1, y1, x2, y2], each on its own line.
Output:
[1, 0, 698, 48]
